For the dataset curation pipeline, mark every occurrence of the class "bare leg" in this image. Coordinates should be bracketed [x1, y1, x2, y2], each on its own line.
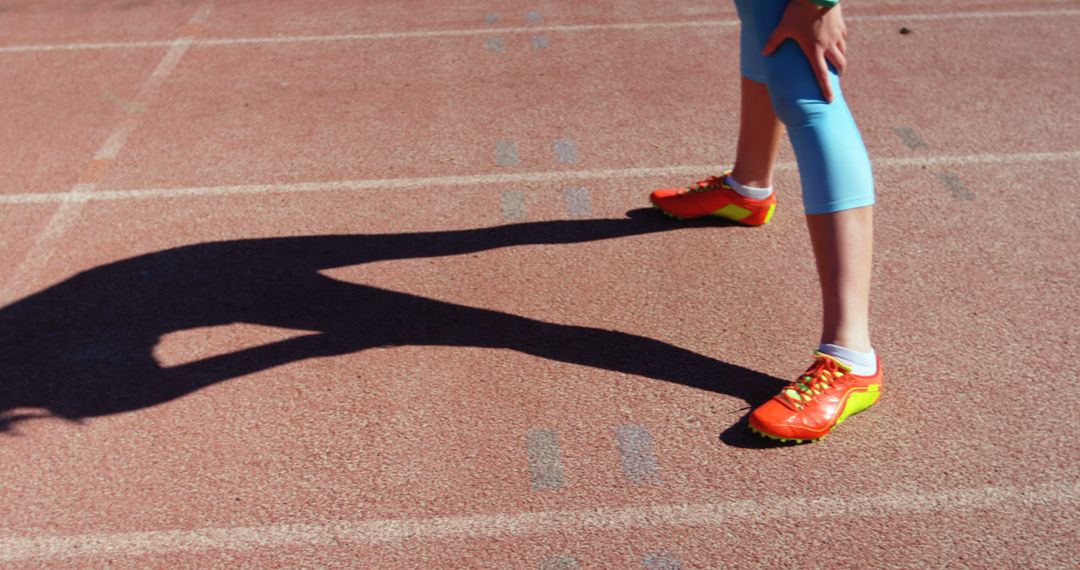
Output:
[730, 76, 783, 189]
[732, 76, 873, 354]
[806, 205, 874, 352]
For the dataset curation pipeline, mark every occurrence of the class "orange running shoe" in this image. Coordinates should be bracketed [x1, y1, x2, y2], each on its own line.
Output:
[749, 353, 883, 443]
[650, 171, 776, 226]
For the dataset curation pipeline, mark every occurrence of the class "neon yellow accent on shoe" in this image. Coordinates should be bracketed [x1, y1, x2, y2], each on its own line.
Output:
[836, 385, 881, 425]
[748, 424, 811, 444]
[711, 203, 753, 222]
[762, 203, 776, 224]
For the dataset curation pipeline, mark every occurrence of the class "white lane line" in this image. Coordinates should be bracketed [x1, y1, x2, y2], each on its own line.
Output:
[0, 8, 1077, 54]
[854, 8, 1080, 22]
[95, 40, 193, 161]
[0, 150, 1077, 206]
[0, 2, 215, 307]
[1, 480, 1075, 562]
[0, 39, 174, 53]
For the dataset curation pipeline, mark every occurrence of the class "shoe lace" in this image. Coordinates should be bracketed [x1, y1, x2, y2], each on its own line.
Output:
[780, 355, 847, 410]
[682, 176, 726, 194]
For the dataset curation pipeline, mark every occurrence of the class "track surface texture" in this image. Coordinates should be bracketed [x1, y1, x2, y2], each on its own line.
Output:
[1, 1, 1079, 568]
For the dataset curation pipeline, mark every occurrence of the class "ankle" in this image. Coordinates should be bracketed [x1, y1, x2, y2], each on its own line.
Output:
[726, 174, 773, 200]
[817, 343, 878, 376]
[820, 336, 872, 353]
[729, 166, 772, 189]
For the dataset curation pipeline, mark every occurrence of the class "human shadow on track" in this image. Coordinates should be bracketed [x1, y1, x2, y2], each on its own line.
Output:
[0, 211, 786, 446]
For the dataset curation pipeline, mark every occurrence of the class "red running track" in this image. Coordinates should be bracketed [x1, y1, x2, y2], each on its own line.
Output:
[0, 1, 1078, 568]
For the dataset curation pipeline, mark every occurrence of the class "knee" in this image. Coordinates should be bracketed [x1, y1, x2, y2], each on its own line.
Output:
[769, 90, 817, 128]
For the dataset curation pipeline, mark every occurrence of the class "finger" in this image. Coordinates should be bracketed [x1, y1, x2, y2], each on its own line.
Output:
[838, 37, 848, 55]
[814, 51, 834, 102]
[828, 47, 848, 75]
[762, 28, 787, 56]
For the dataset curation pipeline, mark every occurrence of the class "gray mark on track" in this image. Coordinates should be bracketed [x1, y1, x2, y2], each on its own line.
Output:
[936, 171, 975, 200]
[615, 424, 661, 485]
[501, 191, 526, 221]
[526, 10, 544, 24]
[531, 35, 551, 50]
[540, 555, 580, 570]
[643, 552, 682, 570]
[564, 187, 592, 217]
[527, 428, 565, 491]
[100, 90, 146, 114]
[484, 12, 499, 25]
[486, 36, 506, 52]
[554, 139, 579, 163]
[894, 126, 929, 149]
[496, 140, 519, 166]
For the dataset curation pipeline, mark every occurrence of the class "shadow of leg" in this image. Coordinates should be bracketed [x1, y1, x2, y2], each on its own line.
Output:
[295, 280, 788, 408]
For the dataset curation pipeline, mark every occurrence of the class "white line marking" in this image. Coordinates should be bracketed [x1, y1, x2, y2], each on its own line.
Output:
[96, 39, 193, 161]
[0, 9, 1076, 54]
[183, 21, 746, 48]
[0, 150, 1076, 206]
[857, 8, 1080, 22]
[0, 2, 215, 306]
[188, 2, 215, 26]
[0, 480, 1075, 562]
[0, 40, 174, 53]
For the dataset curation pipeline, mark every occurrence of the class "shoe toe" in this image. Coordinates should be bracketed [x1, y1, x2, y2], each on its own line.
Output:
[649, 187, 682, 201]
[749, 400, 815, 440]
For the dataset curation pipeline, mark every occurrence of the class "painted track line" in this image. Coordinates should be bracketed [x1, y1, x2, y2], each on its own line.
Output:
[0, 1, 215, 306]
[0, 8, 1077, 54]
[1, 150, 1077, 206]
[1, 480, 1075, 562]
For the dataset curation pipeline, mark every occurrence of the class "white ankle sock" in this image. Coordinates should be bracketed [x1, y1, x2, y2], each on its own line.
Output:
[818, 343, 878, 376]
[725, 174, 773, 200]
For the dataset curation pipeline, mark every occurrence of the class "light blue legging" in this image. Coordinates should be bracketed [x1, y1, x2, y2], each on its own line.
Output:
[735, 0, 874, 214]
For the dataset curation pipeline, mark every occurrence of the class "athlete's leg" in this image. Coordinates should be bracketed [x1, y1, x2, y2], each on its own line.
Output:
[730, 0, 783, 189]
[739, 0, 875, 352]
[738, 0, 880, 441]
[648, 2, 783, 223]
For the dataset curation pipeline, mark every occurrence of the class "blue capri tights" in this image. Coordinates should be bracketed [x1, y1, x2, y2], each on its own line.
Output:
[735, 0, 874, 215]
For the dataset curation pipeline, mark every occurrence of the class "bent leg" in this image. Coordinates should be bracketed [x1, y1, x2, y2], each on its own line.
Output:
[737, 0, 875, 214]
